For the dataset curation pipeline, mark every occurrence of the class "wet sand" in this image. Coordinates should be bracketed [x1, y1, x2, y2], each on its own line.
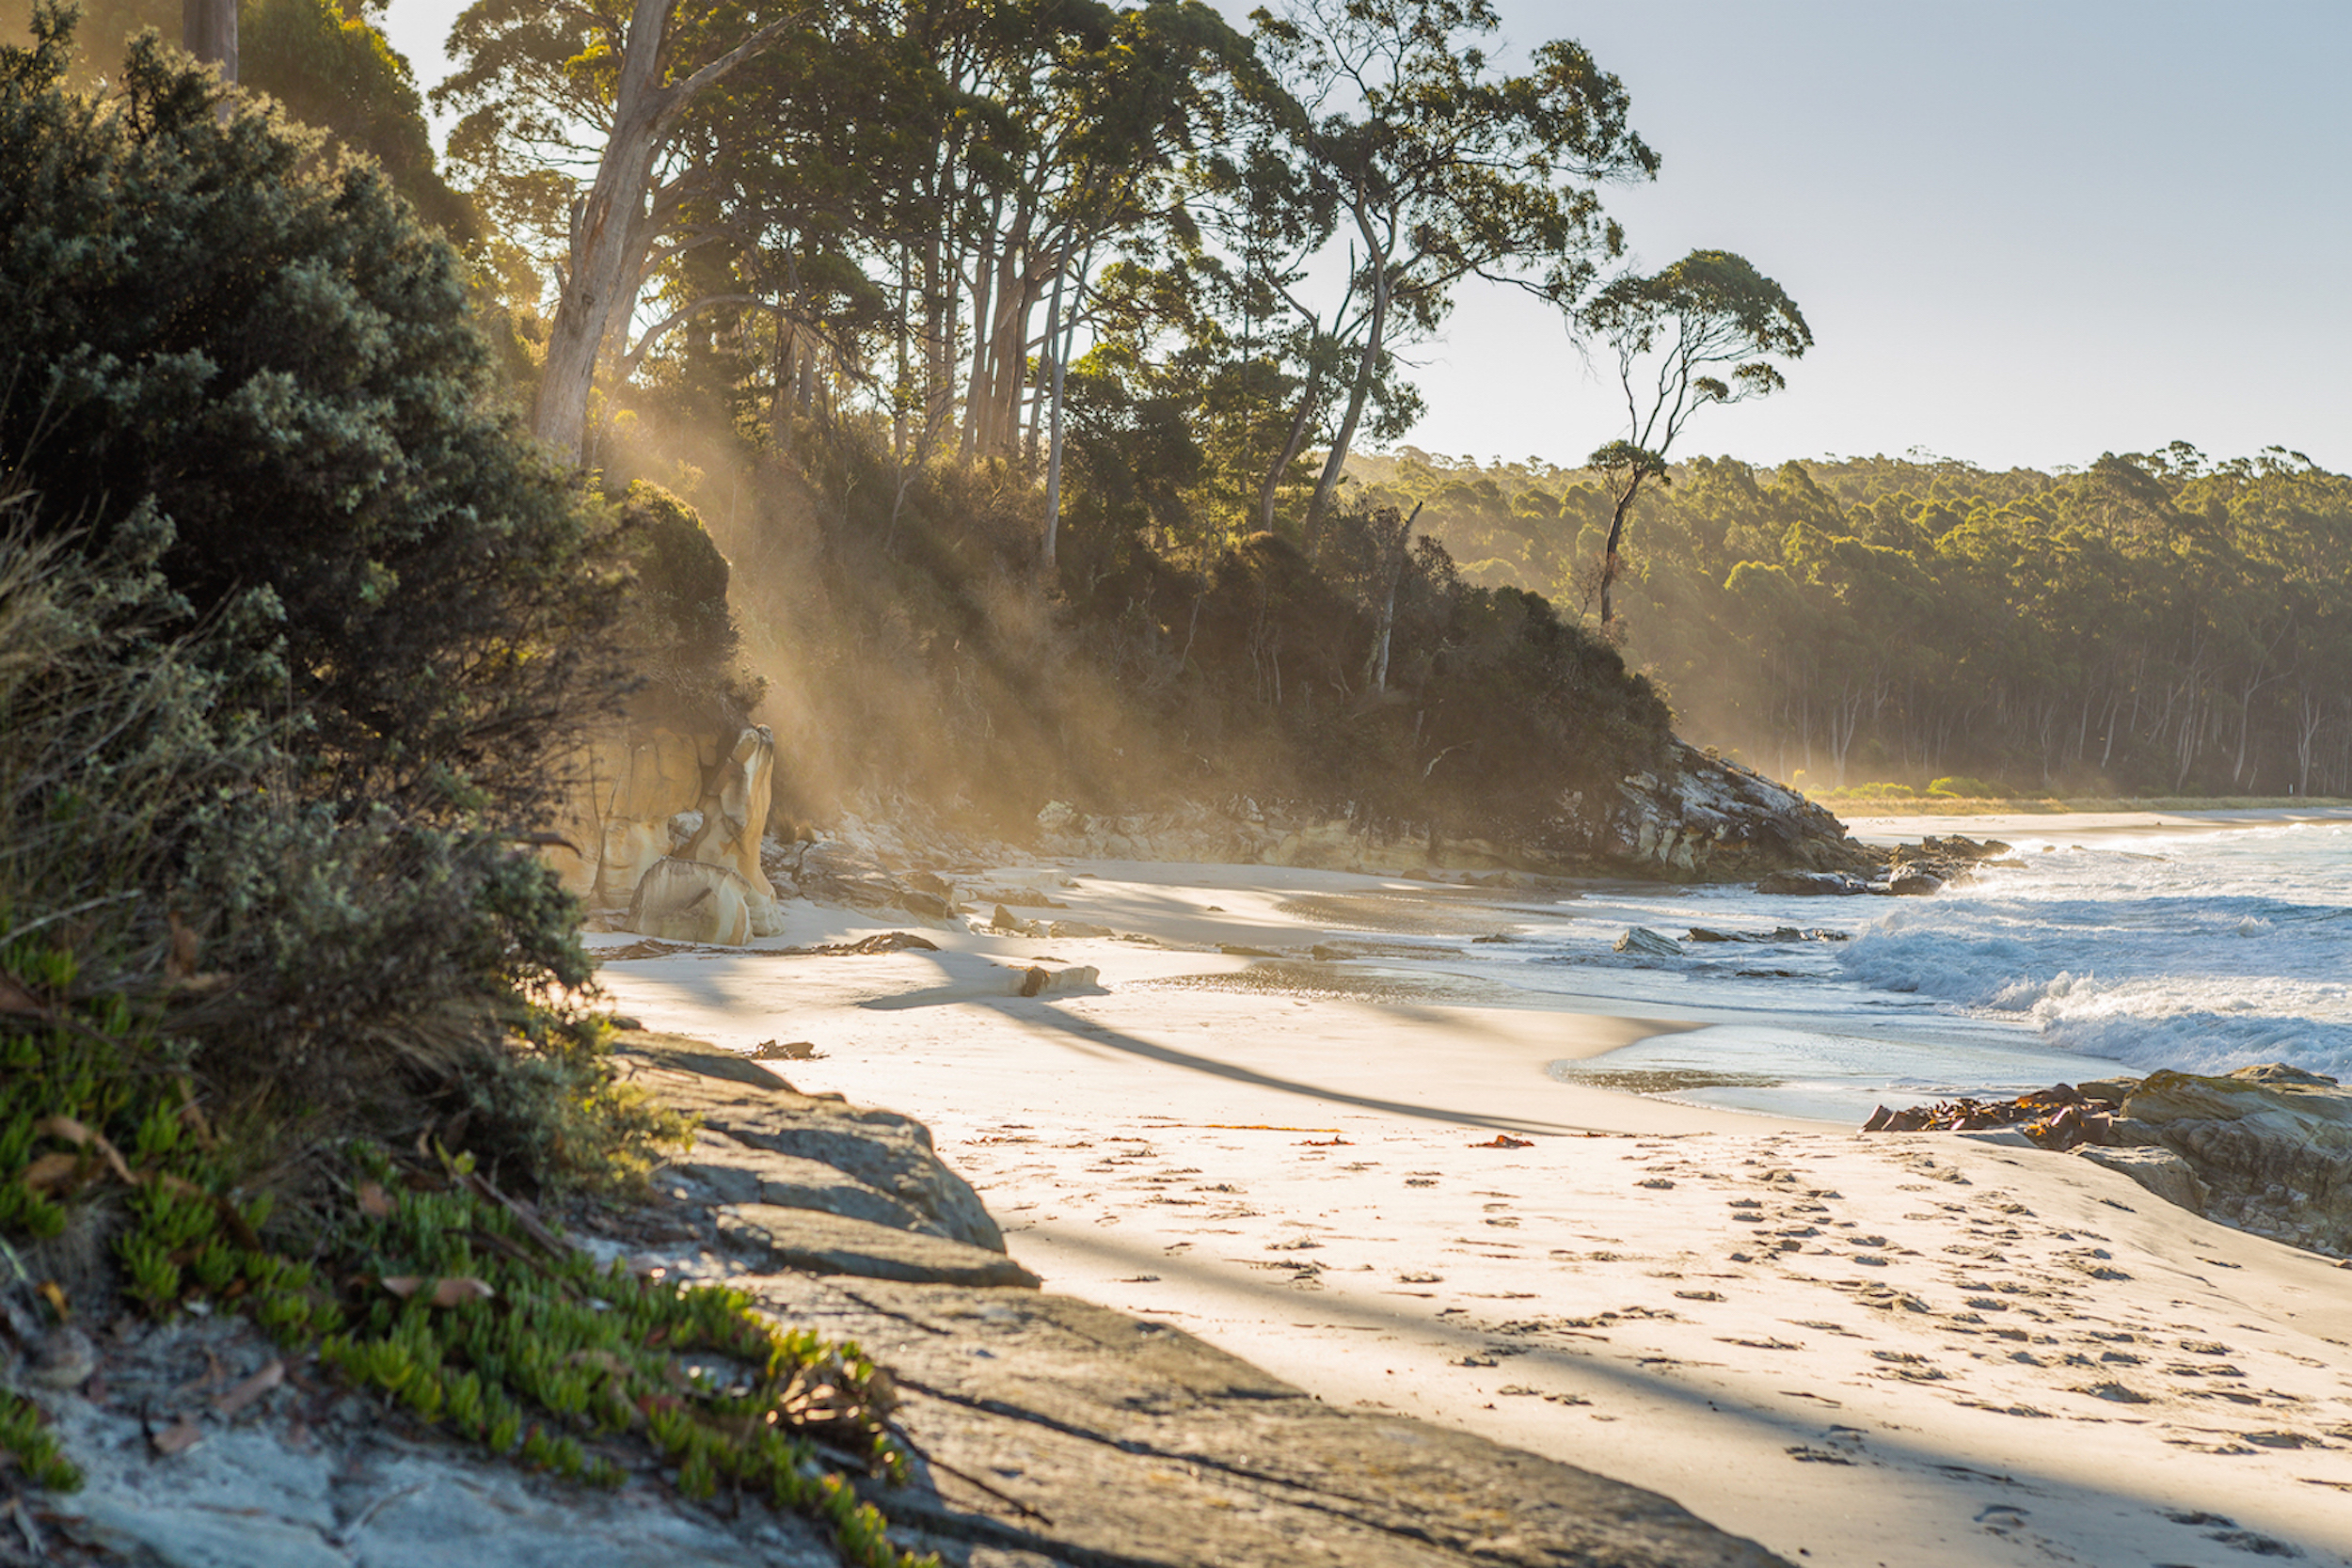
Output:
[594, 860, 2352, 1568]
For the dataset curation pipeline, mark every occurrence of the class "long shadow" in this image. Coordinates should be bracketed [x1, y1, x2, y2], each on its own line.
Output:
[1014, 1224, 2341, 1565]
[888, 992, 1609, 1137]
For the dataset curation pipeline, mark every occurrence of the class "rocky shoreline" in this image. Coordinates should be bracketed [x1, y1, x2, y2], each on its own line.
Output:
[4, 1034, 1788, 1567]
[1862, 1063, 2352, 1260]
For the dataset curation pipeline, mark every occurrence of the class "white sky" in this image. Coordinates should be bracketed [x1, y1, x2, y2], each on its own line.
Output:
[379, 0, 2352, 474]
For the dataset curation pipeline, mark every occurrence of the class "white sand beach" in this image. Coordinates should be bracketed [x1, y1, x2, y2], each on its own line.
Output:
[593, 849, 2352, 1568]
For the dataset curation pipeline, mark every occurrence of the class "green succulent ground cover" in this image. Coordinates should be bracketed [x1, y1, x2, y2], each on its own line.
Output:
[0, 990, 935, 1568]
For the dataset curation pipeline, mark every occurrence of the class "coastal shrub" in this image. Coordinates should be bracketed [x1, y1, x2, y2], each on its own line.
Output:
[610, 480, 764, 736]
[1930, 775, 2010, 800]
[0, 4, 625, 815]
[0, 11, 666, 1191]
[1820, 782, 1916, 800]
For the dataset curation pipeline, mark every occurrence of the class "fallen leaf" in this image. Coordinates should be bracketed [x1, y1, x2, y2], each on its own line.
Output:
[357, 1181, 393, 1218]
[19, 1152, 83, 1193]
[35, 1281, 70, 1320]
[36, 1117, 135, 1183]
[0, 973, 44, 1016]
[149, 1416, 205, 1456]
[213, 1358, 285, 1418]
[381, 1275, 495, 1307]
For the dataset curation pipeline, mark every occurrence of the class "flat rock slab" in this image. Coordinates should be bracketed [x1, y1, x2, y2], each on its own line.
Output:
[36, 1317, 837, 1568]
[717, 1203, 1041, 1289]
[749, 1275, 1788, 1568]
[615, 1031, 1006, 1250]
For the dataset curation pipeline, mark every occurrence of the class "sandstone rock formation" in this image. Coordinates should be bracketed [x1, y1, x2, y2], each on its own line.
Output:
[1865, 1064, 2352, 1259]
[627, 857, 760, 945]
[548, 724, 783, 942]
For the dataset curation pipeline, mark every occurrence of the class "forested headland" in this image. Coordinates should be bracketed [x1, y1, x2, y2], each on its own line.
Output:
[1351, 445, 2352, 800]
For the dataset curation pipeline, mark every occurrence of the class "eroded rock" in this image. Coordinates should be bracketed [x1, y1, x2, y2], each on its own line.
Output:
[627, 857, 757, 945]
[1860, 1064, 2352, 1259]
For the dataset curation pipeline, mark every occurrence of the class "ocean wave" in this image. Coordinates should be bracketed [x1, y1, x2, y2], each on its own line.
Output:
[1835, 850, 2352, 1079]
[2033, 1009, 2352, 1080]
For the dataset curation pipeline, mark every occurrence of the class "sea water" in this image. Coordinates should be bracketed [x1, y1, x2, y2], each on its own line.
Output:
[1394, 812, 2352, 1124]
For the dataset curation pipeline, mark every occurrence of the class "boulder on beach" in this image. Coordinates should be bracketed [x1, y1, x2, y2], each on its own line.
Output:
[626, 856, 757, 945]
[1613, 927, 1682, 958]
[1009, 963, 1101, 997]
[2074, 1144, 2210, 1213]
[1887, 867, 1946, 896]
[2102, 1064, 2352, 1257]
[1861, 1063, 2352, 1259]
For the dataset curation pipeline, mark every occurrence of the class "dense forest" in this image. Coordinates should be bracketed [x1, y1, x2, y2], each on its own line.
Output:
[8, 0, 2335, 824]
[10, 0, 1804, 838]
[1348, 446, 2352, 799]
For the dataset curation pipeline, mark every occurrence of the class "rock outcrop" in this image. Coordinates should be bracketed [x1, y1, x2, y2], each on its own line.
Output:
[627, 857, 761, 944]
[1613, 927, 1683, 958]
[2100, 1064, 2352, 1258]
[1604, 742, 1876, 882]
[548, 724, 785, 942]
[1864, 1064, 2352, 1259]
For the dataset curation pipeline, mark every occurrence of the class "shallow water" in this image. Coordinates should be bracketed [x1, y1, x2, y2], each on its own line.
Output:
[1279, 811, 2352, 1123]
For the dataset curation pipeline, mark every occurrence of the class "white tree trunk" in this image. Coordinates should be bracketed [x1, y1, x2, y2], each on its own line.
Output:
[531, 0, 796, 465]
[183, 0, 235, 79]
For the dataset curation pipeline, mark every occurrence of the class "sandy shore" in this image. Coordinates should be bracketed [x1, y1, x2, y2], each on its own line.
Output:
[593, 857, 2352, 1568]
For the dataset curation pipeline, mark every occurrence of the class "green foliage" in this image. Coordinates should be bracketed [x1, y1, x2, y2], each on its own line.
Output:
[0, 13, 660, 1196]
[240, 0, 478, 239]
[1928, 776, 2010, 800]
[608, 481, 763, 734]
[606, 399, 1670, 847]
[0, 6, 623, 813]
[0, 0, 475, 238]
[321, 1163, 933, 1568]
[1367, 446, 2352, 800]
[0, 1386, 82, 1492]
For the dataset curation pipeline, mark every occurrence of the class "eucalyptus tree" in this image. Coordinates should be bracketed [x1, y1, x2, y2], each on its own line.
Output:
[1578, 247, 1810, 626]
[437, 0, 811, 463]
[1275, 0, 1658, 545]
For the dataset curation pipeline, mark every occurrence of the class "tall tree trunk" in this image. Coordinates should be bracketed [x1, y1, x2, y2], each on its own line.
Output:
[1259, 358, 1326, 534]
[1597, 472, 1645, 626]
[183, 0, 234, 78]
[1365, 503, 1422, 694]
[958, 202, 999, 457]
[982, 209, 1036, 460]
[1041, 261, 1069, 574]
[1306, 199, 1389, 547]
[532, 0, 675, 466]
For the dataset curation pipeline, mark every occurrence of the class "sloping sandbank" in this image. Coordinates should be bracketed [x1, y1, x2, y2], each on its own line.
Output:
[594, 860, 2352, 1568]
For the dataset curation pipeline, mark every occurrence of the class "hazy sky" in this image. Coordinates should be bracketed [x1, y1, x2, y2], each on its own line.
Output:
[378, 0, 2352, 474]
